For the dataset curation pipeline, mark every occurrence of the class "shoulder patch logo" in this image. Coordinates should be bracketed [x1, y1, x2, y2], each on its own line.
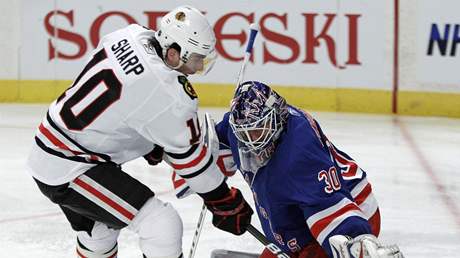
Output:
[178, 76, 197, 100]
[141, 39, 155, 55]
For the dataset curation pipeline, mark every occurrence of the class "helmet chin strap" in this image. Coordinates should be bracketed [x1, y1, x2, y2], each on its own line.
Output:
[166, 60, 184, 70]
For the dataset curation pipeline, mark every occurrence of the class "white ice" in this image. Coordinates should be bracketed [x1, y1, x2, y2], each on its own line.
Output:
[1, 104, 459, 258]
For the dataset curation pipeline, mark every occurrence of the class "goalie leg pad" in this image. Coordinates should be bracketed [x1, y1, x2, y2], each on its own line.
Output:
[128, 197, 183, 258]
[76, 221, 119, 257]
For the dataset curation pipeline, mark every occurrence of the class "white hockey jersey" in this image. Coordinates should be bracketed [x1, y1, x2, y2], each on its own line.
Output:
[26, 24, 223, 193]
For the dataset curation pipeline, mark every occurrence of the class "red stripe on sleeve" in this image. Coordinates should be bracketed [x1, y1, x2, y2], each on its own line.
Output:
[310, 203, 361, 239]
[354, 183, 372, 205]
[171, 145, 208, 170]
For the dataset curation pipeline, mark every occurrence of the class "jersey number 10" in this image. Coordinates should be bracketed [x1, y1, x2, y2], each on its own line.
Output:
[57, 49, 121, 131]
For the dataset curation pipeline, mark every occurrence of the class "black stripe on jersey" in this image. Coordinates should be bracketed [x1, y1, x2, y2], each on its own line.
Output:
[165, 143, 199, 159]
[35, 137, 99, 164]
[46, 112, 112, 162]
[150, 37, 165, 61]
[179, 155, 213, 179]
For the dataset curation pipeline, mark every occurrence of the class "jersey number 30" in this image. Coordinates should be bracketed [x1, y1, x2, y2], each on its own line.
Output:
[318, 167, 341, 193]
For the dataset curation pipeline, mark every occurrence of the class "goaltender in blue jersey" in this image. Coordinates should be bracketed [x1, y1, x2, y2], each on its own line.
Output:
[210, 81, 403, 258]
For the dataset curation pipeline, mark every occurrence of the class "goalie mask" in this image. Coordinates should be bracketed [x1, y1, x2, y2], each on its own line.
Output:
[229, 81, 289, 173]
[155, 5, 217, 75]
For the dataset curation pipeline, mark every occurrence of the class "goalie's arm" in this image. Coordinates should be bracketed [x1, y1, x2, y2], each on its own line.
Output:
[298, 184, 373, 257]
[303, 196, 403, 258]
[214, 112, 232, 147]
[288, 137, 376, 257]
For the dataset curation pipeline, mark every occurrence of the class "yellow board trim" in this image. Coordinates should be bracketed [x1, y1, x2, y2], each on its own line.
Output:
[0, 80, 71, 103]
[1, 80, 460, 118]
[194, 83, 393, 114]
[398, 91, 460, 118]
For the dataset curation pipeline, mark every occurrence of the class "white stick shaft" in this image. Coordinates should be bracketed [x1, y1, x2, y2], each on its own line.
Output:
[236, 23, 259, 87]
[237, 54, 251, 87]
[188, 203, 207, 258]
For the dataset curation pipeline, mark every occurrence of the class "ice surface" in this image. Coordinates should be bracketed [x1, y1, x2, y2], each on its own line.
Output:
[1, 104, 459, 257]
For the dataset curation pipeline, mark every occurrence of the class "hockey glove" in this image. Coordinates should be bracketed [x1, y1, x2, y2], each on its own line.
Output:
[329, 234, 404, 258]
[143, 145, 164, 166]
[202, 186, 253, 235]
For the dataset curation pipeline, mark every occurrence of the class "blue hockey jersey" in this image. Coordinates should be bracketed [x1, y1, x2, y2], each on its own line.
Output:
[215, 106, 379, 257]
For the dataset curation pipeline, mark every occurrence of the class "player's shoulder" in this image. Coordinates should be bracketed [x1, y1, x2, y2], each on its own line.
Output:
[284, 107, 322, 152]
[126, 26, 200, 107]
[285, 106, 312, 131]
[97, 24, 152, 80]
[279, 107, 332, 173]
[219, 112, 231, 126]
[119, 25, 199, 110]
[127, 24, 158, 57]
[176, 75, 199, 102]
[113, 24, 164, 73]
[127, 24, 163, 66]
[156, 74, 199, 117]
[288, 107, 330, 156]
[163, 74, 200, 120]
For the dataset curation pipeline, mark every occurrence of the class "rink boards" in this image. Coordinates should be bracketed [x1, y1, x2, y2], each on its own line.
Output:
[0, 0, 459, 117]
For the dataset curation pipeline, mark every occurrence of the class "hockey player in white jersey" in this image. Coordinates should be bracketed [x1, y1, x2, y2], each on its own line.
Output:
[26, 5, 253, 258]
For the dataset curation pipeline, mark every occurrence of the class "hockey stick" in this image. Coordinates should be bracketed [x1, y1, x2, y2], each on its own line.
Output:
[188, 202, 207, 258]
[236, 23, 260, 87]
[188, 113, 219, 258]
[189, 24, 259, 258]
[247, 225, 290, 258]
[188, 112, 225, 258]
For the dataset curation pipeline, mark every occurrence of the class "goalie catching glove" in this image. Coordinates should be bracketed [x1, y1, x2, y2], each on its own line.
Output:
[199, 184, 253, 235]
[329, 234, 404, 258]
